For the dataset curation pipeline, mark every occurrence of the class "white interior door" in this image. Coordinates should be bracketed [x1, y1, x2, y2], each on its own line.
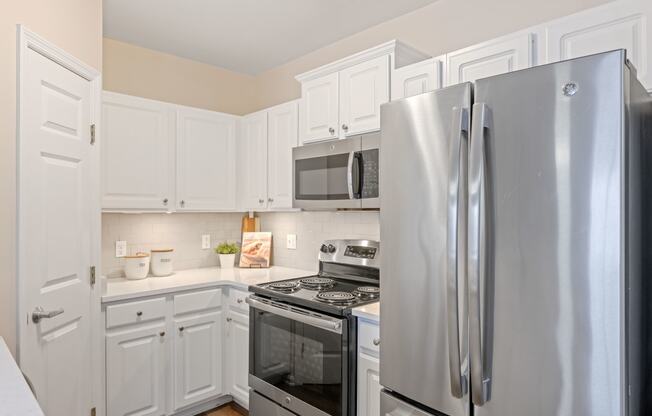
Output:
[18, 39, 95, 416]
[267, 101, 298, 209]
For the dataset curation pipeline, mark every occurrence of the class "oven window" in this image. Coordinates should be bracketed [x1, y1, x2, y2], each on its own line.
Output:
[295, 154, 350, 200]
[251, 309, 344, 416]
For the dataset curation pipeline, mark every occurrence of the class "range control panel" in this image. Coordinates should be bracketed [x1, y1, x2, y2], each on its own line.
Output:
[344, 245, 377, 259]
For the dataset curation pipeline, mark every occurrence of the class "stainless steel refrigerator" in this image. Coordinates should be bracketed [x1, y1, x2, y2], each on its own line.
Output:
[379, 50, 652, 416]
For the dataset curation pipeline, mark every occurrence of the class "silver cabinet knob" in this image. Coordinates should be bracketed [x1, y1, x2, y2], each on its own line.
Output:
[329, 127, 335, 135]
[159, 331, 166, 337]
[237, 298, 243, 304]
[136, 311, 143, 317]
[163, 198, 168, 206]
[179, 326, 184, 332]
[226, 317, 233, 322]
[31, 306, 64, 324]
[268, 198, 274, 203]
[258, 199, 264, 204]
[180, 200, 185, 207]
[373, 338, 380, 346]
[342, 124, 348, 131]
[284, 397, 291, 405]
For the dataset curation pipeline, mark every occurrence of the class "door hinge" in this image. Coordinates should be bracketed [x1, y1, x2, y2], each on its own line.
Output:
[90, 124, 96, 145]
[90, 266, 96, 286]
[90, 407, 96, 416]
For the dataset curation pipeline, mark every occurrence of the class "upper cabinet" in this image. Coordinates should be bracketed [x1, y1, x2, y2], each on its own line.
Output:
[239, 111, 269, 210]
[297, 40, 430, 145]
[391, 56, 445, 100]
[102, 92, 174, 211]
[545, 0, 652, 89]
[447, 32, 535, 85]
[176, 107, 237, 211]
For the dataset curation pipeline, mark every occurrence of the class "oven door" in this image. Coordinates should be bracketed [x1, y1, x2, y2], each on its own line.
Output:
[247, 296, 349, 416]
[293, 137, 362, 210]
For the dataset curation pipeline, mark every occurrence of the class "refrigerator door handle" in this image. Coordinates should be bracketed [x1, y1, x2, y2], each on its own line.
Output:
[469, 102, 491, 406]
[446, 106, 468, 399]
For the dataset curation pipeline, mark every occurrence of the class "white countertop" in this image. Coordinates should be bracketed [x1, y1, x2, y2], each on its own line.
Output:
[102, 266, 315, 303]
[352, 301, 380, 322]
[0, 337, 44, 416]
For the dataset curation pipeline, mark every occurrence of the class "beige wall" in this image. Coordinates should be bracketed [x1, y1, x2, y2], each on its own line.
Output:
[103, 38, 256, 115]
[0, 0, 103, 357]
[251, 0, 612, 110]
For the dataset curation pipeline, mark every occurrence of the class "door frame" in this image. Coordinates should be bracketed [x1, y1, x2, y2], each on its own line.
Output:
[16, 25, 103, 414]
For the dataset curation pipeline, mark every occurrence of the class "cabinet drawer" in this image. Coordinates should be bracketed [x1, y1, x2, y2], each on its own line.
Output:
[106, 297, 166, 329]
[174, 288, 222, 315]
[228, 288, 250, 311]
[358, 320, 380, 357]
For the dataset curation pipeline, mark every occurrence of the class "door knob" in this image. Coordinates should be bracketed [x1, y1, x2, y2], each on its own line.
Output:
[32, 307, 64, 324]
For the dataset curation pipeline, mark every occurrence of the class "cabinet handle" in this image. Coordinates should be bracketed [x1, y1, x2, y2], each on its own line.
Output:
[226, 317, 232, 322]
[163, 198, 168, 206]
[237, 298, 243, 304]
[258, 199, 264, 204]
[329, 127, 335, 135]
[373, 338, 380, 346]
[159, 331, 166, 337]
[180, 200, 185, 207]
[268, 198, 274, 203]
[179, 326, 184, 332]
[342, 124, 348, 132]
[136, 311, 143, 317]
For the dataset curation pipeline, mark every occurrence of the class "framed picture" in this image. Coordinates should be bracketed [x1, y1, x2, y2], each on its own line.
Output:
[239, 232, 272, 268]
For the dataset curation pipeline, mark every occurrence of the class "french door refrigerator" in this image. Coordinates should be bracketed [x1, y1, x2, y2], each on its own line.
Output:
[379, 50, 651, 416]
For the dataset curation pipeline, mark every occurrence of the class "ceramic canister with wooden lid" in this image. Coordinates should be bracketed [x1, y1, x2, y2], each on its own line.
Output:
[124, 253, 150, 280]
[150, 249, 174, 277]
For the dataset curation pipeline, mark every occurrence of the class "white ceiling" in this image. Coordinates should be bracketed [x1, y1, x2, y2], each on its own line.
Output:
[103, 0, 437, 75]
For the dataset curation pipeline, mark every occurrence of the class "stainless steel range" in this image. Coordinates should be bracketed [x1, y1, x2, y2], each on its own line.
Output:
[247, 239, 380, 416]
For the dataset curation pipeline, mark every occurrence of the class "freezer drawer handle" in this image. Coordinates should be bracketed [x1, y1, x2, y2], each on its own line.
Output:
[469, 102, 492, 406]
[446, 106, 469, 399]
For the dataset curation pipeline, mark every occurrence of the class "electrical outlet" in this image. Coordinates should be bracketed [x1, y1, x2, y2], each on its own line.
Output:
[286, 234, 297, 250]
[202, 234, 211, 249]
[115, 240, 127, 258]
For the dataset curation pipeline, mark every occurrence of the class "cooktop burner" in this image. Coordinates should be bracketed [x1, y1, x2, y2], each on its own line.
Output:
[299, 277, 335, 290]
[354, 286, 380, 299]
[316, 291, 357, 304]
[267, 281, 300, 292]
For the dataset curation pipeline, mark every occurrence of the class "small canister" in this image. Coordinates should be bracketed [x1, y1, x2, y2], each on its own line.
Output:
[124, 253, 150, 280]
[150, 249, 174, 277]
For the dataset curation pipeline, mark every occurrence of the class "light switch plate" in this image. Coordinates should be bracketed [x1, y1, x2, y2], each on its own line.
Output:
[286, 234, 297, 250]
[202, 234, 211, 249]
[115, 240, 127, 258]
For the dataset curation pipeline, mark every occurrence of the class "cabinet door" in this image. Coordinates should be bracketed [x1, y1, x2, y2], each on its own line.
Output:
[227, 310, 250, 407]
[391, 57, 444, 100]
[106, 324, 167, 416]
[546, 0, 652, 89]
[174, 311, 223, 410]
[299, 72, 339, 144]
[176, 108, 237, 211]
[357, 353, 381, 416]
[339, 55, 390, 136]
[267, 101, 298, 209]
[239, 111, 268, 210]
[447, 33, 533, 85]
[102, 92, 174, 211]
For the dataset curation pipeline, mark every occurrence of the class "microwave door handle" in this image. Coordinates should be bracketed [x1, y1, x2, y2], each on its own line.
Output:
[446, 106, 468, 399]
[347, 151, 355, 199]
[355, 152, 364, 199]
[469, 102, 491, 406]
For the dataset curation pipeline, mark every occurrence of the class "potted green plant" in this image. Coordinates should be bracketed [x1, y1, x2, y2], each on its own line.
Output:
[215, 241, 239, 269]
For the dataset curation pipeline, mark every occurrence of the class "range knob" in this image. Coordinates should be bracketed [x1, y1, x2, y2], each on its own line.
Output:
[327, 244, 336, 253]
[320, 244, 329, 253]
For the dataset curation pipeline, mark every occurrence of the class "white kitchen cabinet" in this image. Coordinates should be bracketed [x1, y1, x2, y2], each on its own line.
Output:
[176, 107, 237, 211]
[101, 92, 174, 211]
[447, 32, 534, 85]
[267, 101, 298, 209]
[226, 309, 250, 407]
[545, 0, 652, 89]
[392, 57, 444, 100]
[173, 311, 224, 410]
[106, 323, 167, 416]
[357, 319, 381, 416]
[339, 55, 390, 136]
[239, 111, 269, 210]
[299, 72, 340, 144]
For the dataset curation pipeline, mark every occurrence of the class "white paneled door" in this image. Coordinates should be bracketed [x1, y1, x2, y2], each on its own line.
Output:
[239, 111, 268, 210]
[267, 101, 298, 209]
[18, 29, 98, 416]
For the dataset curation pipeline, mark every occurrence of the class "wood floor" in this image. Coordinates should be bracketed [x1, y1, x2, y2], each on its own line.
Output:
[201, 402, 248, 416]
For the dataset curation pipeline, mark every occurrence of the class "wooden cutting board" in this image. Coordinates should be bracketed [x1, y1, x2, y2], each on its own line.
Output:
[241, 214, 260, 233]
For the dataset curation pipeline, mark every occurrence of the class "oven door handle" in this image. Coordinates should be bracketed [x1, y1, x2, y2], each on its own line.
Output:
[246, 296, 343, 334]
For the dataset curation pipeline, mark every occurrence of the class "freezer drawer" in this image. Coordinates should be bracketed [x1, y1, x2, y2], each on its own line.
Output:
[380, 390, 441, 416]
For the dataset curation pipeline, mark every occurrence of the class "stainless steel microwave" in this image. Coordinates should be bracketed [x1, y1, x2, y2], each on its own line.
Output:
[292, 133, 380, 210]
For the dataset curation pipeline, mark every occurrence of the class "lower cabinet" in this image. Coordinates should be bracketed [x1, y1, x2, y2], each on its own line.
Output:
[106, 323, 168, 416]
[104, 287, 251, 416]
[357, 318, 381, 416]
[174, 311, 223, 410]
